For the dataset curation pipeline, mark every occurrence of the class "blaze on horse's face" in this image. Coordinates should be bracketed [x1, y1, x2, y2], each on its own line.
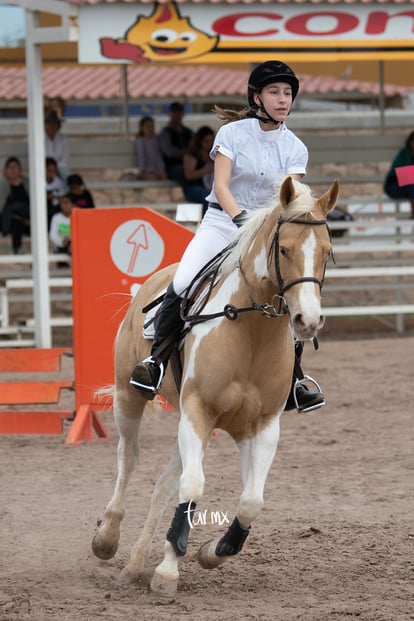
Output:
[276, 177, 339, 341]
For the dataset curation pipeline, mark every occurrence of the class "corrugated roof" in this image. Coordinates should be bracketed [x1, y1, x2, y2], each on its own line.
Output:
[0, 65, 412, 101]
[66, 0, 414, 5]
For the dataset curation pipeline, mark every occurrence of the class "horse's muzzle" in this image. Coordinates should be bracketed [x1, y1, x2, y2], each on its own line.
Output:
[292, 312, 325, 340]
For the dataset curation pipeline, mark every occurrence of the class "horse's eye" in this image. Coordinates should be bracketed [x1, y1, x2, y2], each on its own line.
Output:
[280, 247, 288, 258]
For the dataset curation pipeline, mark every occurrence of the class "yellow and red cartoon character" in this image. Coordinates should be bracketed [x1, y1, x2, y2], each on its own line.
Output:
[100, 2, 218, 63]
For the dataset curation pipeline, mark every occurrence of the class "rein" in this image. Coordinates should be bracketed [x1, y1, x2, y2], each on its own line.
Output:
[181, 214, 331, 327]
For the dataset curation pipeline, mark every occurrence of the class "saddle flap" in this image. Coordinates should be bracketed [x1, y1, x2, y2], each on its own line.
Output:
[142, 292, 165, 340]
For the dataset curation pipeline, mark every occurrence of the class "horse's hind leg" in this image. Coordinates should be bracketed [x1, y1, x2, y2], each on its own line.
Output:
[198, 415, 281, 569]
[92, 390, 144, 561]
[118, 440, 181, 585]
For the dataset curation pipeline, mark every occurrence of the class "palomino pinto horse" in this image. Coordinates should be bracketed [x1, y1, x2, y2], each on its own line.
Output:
[92, 177, 339, 599]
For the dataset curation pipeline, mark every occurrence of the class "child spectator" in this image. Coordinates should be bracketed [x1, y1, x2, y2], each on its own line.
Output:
[49, 194, 73, 265]
[46, 157, 65, 228]
[66, 174, 95, 208]
[135, 116, 167, 180]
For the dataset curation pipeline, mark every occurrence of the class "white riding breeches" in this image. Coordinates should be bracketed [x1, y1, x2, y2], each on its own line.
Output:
[173, 206, 237, 296]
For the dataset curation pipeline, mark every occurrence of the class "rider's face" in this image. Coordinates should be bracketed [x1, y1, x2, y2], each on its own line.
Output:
[254, 82, 293, 123]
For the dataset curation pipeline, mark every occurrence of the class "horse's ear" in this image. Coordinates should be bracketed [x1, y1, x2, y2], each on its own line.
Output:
[279, 176, 296, 208]
[318, 179, 340, 215]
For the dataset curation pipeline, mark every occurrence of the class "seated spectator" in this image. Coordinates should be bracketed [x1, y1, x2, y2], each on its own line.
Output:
[67, 174, 95, 208]
[384, 130, 414, 218]
[135, 116, 167, 180]
[182, 125, 215, 217]
[46, 157, 66, 228]
[0, 156, 30, 254]
[44, 109, 70, 182]
[49, 194, 74, 268]
[159, 102, 193, 184]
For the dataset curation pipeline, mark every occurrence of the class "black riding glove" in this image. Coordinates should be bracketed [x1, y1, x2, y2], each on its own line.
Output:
[232, 210, 248, 228]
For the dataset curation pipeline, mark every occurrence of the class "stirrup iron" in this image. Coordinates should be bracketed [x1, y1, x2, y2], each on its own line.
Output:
[292, 374, 325, 413]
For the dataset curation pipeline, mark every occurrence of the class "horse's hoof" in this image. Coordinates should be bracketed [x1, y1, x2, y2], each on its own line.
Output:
[91, 534, 119, 560]
[150, 569, 178, 602]
[198, 539, 227, 570]
[115, 568, 137, 588]
[116, 564, 152, 588]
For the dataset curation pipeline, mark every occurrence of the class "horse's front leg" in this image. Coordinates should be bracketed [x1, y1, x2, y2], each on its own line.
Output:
[198, 414, 281, 569]
[150, 401, 211, 601]
[92, 391, 143, 561]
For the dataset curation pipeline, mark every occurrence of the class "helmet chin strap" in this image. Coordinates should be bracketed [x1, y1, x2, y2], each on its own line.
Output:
[251, 97, 281, 126]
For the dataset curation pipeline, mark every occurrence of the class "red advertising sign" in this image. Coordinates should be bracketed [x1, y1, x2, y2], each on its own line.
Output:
[79, 2, 414, 63]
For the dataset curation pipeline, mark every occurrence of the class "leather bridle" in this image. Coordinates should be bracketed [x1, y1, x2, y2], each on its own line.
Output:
[181, 214, 332, 325]
[268, 216, 332, 312]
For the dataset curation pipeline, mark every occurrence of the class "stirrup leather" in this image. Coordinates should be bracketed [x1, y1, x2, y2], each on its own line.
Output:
[292, 374, 325, 413]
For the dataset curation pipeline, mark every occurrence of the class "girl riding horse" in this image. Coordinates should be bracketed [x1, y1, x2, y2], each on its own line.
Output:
[130, 60, 325, 413]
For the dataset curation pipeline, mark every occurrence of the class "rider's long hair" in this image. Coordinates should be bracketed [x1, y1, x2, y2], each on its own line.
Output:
[212, 104, 253, 124]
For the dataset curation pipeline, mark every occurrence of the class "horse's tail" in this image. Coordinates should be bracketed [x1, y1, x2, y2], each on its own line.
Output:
[93, 386, 168, 416]
[94, 385, 115, 402]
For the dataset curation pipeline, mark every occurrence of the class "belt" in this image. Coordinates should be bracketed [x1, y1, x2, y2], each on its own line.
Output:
[209, 202, 223, 211]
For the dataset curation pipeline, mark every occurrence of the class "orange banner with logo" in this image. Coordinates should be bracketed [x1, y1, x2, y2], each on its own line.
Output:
[71, 207, 193, 413]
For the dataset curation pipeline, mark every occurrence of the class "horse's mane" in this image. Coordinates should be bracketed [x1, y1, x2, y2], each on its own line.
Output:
[220, 179, 315, 278]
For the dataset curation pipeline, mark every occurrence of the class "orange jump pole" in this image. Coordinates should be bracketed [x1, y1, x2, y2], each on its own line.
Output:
[0, 348, 71, 373]
[0, 410, 71, 435]
[0, 348, 75, 437]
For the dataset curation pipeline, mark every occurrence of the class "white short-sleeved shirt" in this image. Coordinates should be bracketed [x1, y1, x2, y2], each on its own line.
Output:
[46, 175, 66, 206]
[49, 212, 70, 248]
[44, 132, 69, 171]
[206, 117, 308, 211]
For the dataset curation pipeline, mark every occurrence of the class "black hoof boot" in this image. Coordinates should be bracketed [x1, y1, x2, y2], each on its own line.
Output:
[129, 357, 164, 400]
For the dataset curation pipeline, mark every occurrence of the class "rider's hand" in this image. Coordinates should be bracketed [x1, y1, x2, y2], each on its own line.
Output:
[232, 210, 248, 228]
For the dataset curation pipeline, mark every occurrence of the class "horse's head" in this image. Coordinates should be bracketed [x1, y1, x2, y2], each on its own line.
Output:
[271, 176, 339, 340]
[218, 176, 338, 341]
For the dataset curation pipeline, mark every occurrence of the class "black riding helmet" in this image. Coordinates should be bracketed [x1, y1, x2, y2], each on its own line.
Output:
[247, 60, 299, 109]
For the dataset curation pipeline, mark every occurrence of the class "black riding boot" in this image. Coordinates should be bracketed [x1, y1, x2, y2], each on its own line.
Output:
[285, 341, 325, 413]
[129, 283, 184, 399]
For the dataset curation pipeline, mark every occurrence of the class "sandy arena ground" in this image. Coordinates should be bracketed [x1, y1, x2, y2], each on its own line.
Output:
[0, 335, 413, 621]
